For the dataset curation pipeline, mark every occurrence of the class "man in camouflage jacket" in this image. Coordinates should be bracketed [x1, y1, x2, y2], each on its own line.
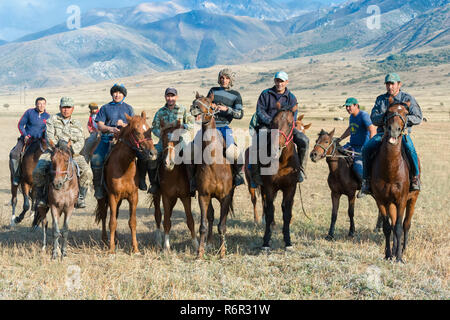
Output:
[33, 97, 93, 208]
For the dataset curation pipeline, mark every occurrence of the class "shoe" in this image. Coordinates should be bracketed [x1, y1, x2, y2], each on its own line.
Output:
[298, 168, 307, 183]
[36, 186, 47, 208]
[410, 176, 420, 191]
[75, 186, 88, 208]
[357, 179, 371, 198]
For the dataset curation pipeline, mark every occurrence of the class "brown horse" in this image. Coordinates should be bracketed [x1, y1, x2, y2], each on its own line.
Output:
[152, 119, 198, 251]
[260, 103, 299, 250]
[190, 92, 235, 258]
[95, 112, 157, 254]
[372, 99, 420, 263]
[9, 138, 47, 227]
[244, 115, 311, 224]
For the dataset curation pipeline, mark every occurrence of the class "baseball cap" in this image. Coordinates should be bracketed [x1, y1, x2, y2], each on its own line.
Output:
[343, 97, 359, 106]
[88, 102, 98, 110]
[274, 71, 289, 81]
[385, 73, 401, 83]
[60, 97, 74, 107]
[165, 87, 178, 96]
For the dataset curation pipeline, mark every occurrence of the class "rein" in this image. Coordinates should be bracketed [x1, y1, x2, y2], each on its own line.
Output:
[279, 120, 295, 150]
[314, 139, 359, 160]
[51, 154, 75, 185]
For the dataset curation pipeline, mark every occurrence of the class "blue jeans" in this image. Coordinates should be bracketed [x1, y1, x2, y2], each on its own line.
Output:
[343, 143, 363, 181]
[362, 133, 419, 180]
[91, 134, 113, 169]
[194, 126, 235, 148]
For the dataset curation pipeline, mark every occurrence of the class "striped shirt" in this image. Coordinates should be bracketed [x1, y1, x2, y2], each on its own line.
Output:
[207, 87, 244, 127]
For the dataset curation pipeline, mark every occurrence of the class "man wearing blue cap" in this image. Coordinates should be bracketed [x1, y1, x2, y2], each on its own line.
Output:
[358, 73, 422, 198]
[336, 98, 376, 183]
[249, 71, 309, 185]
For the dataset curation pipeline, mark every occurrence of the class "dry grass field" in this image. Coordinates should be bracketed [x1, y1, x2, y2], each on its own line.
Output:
[0, 52, 449, 300]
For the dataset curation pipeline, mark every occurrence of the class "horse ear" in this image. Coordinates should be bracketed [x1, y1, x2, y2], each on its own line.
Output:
[48, 139, 56, 150]
[304, 123, 312, 130]
[208, 91, 214, 102]
[125, 113, 132, 122]
[195, 91, 200, 99]
[276, 102, 281, 110]
[141, 111, 146, 119]
[298, 114, 304, 121]
[329, 128, 335, 138]
[388, 96, 394, 105]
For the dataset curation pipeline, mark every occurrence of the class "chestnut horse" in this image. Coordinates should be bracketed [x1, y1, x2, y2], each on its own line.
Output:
[95, 112, 157, 254]
[9, 138, 47, 227]
[190, 92, 235, 258]
[152, 119, 198, 251]
[244, 115, 311, 224]
[372, 99, 420, 263]
[260, 103, 299, 250]
[32, 141, 79, 258]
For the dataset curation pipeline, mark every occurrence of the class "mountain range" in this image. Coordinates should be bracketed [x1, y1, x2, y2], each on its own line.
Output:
[0, 0, 448, 88]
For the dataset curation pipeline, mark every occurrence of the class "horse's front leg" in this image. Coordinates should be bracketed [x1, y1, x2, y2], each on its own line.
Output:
[197, 194, 211, 259]
[162, 195, 177, 251]
[10, 183, 18, 227]
[281, 187, 296, 249]
[181, 196, 198, 251]
[50, 206, 61, 260]
[326, 191, 341, 241]
[128, 192, 140, 254]
[108, 195, 119, 254]
[206, 202, 214, 248]
[153, 191, 163, 247]
[347, 193, 356, 238]
[61, 208, 74, 258]
[379, 205, 392, 260]
[218, 194, 233, 258]
[262, 191, 275, 250]
[15, 184, 31, 224]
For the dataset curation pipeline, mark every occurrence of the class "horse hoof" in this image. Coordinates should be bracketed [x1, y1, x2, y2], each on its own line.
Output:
[261, 246, 271, 252]
[192, 239, 199, 251]
[285, 245, 294, 252]
[348, 232, 355, 238]
[325, 234, 335, 241]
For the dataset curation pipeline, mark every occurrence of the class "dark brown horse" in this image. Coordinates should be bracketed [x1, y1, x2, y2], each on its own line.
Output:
[95, 112, 157, 254]
[244, 114, 311, 225]
[9, 138, 47, 227]
[152, 119, 198, 251]
[190, 92, 235, 258]
[310, 129, 360, 240]
[260, 103, 299, 250]
[372, 98, 420, 263]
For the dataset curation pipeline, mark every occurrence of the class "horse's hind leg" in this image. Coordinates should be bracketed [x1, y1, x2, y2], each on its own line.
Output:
[262, 192, 275, 250]
[197, 195, 211, 259]
[249, 187, 260, 225]
[162, 196, 177, 251]
[153, 192, 163, 247]
[218, 195, 233, 258]
[281, 188, 295, 249]
[10, 183, 18, 227]
[15, 184, 31, 224]
[206, 202, 214, 248]
[181, 196, 198, 251]
[128, 193, 140, 254]
[347, 193, 356, 238]
[326, 192, 341, 241]
[374, 211, 383, 233]
[403, 194, 418, 253]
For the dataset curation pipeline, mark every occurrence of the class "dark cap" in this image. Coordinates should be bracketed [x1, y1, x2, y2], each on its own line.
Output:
[88, 102, 98, 110]
[165, 87, 178, 96]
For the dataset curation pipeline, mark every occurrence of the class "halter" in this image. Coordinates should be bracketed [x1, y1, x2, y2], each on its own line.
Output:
[51, 152, 75, 186]
[385, 111, 407, 136]
[314, 139, 338, 159]
[129, 131, 153, 150]
[191, 98, 219, 125]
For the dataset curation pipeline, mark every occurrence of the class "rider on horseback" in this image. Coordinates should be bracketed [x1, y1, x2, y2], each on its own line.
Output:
[249, 71, 309, 185]
[147, 87, 194, 194]
[91, 84, 137, 199]
[336, 97, 376, 183]
[33, 97, 93, 208]
[358, 73, 423, 198]
[9, 97, 50, 186]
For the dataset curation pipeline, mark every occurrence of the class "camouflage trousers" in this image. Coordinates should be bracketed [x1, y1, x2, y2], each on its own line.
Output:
[32, 152, 93, 188]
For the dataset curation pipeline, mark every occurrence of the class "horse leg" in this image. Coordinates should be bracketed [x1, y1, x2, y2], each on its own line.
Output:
[262, 192, 275, 250]
[42, 218, 48, 251]
[128, 193, 140, 254]
[347, 193, 356, 238]
[281, 188, 295, 249]
[50, 206, 62, 260]
[197, 195, 211, 259]
[16, 183, 31, 224]
[394, 203, 407, 263]
[181, 196, 198, 251]
[153, 191, 163, 247]
[61, 208, 74, 258]
[374, 211, 383, 233]
[389, 203, 399, 260]
[206, 202, 215, 248]
[10, 182, 18, 227]
[249, 186, 260, 225]
[327, 192, 341, 241]
[108, 196, 119, 254]
[218, 195, 233, 258]
[403, 195, 418, 254]
[379, 205, 392, 260]
[162, 195, 177, 251]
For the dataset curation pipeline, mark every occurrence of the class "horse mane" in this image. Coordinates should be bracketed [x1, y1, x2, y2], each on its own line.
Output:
[54, 140, 72, 155]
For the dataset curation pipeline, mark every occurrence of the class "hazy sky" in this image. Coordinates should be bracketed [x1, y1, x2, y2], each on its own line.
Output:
[0, 0, 346, 41]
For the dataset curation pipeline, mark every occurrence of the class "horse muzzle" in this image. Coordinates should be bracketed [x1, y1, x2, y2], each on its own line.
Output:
[53, 180, 64, 190]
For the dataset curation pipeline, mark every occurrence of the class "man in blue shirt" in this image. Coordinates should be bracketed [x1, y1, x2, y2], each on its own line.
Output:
[358, 73, 422, 198]
[249, 71, 309, 186]
[91, 84, 136, 199]
[336, 97, 376, 183]
[9, 97, 50, 186]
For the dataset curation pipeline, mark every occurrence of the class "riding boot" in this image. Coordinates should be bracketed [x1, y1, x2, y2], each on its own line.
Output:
[297, 146, 308, 183]
[75, 186, 88, 208]
[186, 164, 197, 197]
[249, 163, 263, 186]
[357, 179, 371, 198]
[147, 167, 159, 194]
[92, 168, 104, 200]
[410, 176, 420, 191]
[232, 163, 245, 187]
[136, 158, 148, 191]
[36, 186, 47, 208]
[11, 159, 21, 186]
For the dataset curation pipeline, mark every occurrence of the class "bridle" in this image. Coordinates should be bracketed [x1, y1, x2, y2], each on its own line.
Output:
[191, 98, 219, 125]
[278, 120, 295, 151]
[313, 138, 338, 160]
[120, 128, 153, 157]
[385, 105, 408, 137]
[50, 150, 75, 187]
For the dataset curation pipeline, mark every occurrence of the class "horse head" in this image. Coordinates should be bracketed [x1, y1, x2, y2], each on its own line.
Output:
[295, 114, 312, 133]
[310, 128, 336, 162]
[50, 140, 74, 190]
[160, 119, 183, 171]
[270, 102, 297, 159]
[385, 97, 410, 145]
[190, 92, 216, 126]
[122, 111, 157, 161]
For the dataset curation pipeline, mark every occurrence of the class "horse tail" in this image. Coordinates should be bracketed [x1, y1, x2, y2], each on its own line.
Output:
[94, 198, 108, 224]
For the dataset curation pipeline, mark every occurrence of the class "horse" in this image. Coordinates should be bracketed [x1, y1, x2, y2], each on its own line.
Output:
[190, 92, 235, 259]
[152, 119, 198, 251]
[9, 138, 47, 227]
[95, 112, 157, 254]
[244, 115, 311, 225]
[259, 102, 300, 250]
[371, 98, 420, 263]
[32, 140, 79, 259]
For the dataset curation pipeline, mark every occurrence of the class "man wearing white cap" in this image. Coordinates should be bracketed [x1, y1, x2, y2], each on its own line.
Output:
[249, 71, 309, 186]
